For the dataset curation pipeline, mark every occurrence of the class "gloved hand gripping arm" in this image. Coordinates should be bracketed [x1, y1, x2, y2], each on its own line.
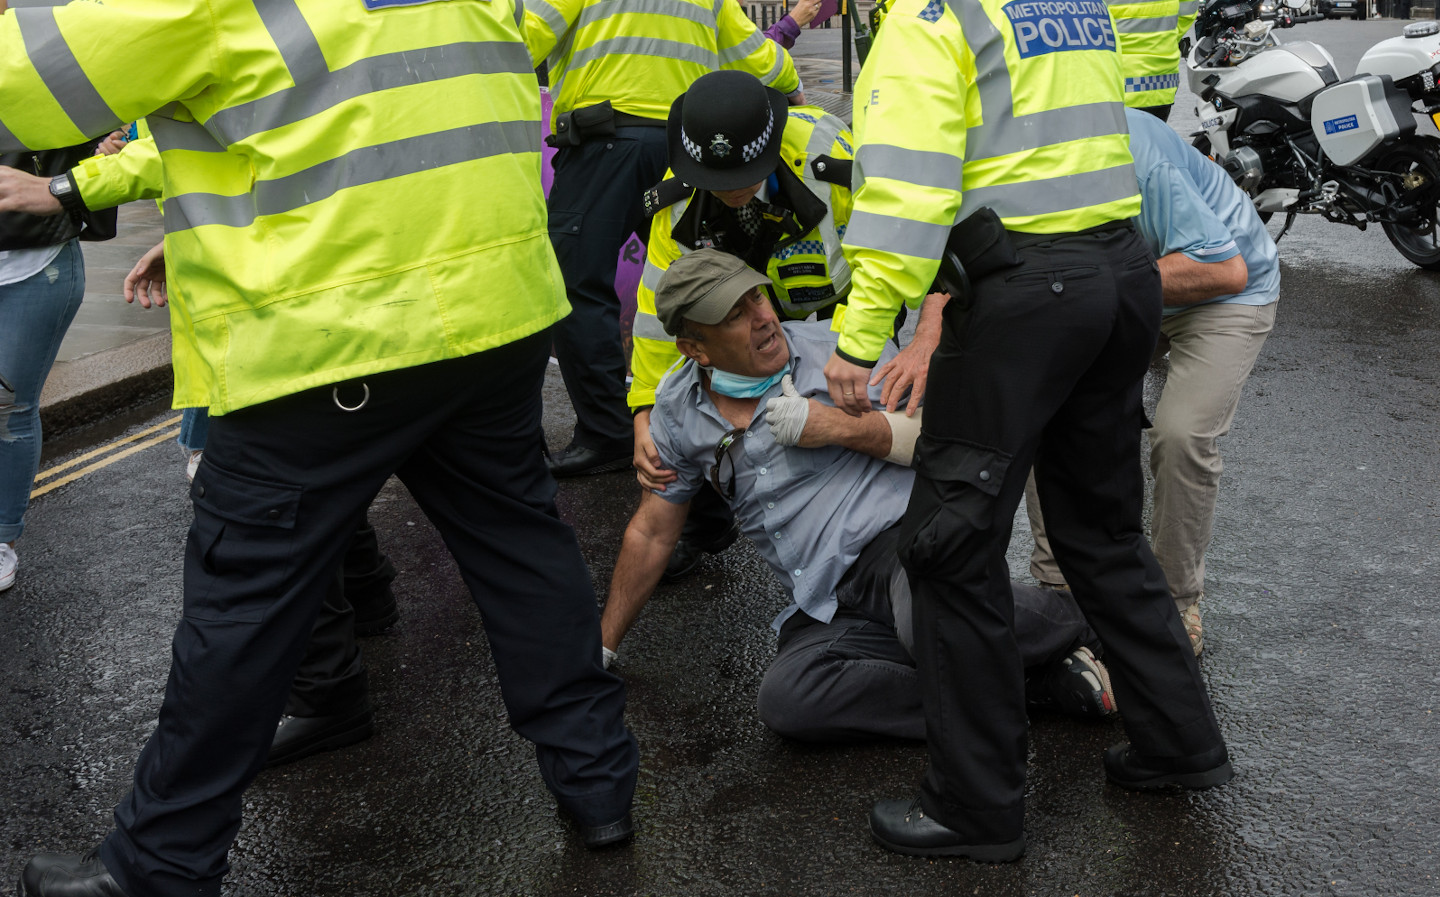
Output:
[764, 374, 922, 464]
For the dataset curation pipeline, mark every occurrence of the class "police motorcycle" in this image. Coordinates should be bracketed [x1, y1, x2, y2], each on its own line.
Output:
[1188, 0, 1440, 269]
[1258, 0, 1317, 22]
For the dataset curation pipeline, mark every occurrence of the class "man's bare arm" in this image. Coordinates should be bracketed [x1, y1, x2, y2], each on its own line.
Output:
[601, 491, 691, 653]
[1158, 252, 1247, 306]
[794, 403, 894, 458]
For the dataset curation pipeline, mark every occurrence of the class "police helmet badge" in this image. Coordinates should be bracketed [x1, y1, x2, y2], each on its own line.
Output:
[709, 134, 733, 159]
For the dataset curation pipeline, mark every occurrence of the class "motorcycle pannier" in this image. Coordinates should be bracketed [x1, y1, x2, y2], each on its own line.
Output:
[1310, 75, 1415, 167]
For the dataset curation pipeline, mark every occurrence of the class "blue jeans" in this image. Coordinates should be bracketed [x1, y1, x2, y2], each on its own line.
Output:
[179, 406, 210, 453]
[0, 240, 85, 543]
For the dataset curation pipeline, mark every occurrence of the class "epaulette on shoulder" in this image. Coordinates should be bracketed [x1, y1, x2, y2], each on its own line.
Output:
[642, 177, 695, 217]
[810, 154, 853, 189]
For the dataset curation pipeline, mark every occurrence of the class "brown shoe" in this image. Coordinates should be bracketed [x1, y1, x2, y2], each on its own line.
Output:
[1181, 604, 1204, 656]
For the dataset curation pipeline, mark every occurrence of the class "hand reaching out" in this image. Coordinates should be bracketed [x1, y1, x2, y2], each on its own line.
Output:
[124, 242, 167, 308]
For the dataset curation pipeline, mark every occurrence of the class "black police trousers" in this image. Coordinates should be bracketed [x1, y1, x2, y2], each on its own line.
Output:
[98, 332, 637, 897]
[284, 519, 394, 718]
[548, 125, 668, 454]
[898, 225, 1226, 845]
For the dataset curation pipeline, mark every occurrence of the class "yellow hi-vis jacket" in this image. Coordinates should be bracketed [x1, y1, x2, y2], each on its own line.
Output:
[1179, 1, 1198, 40]
[0, 0, 564, 416]
[1112, 0, 1183, 109]
[72, 123, 163, 210]
[628, 107, 854, 410]
[837, 0, 1141, 366]
[523, 0, 801, 126]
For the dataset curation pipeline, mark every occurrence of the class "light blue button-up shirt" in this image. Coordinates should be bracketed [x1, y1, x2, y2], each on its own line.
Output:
[648, 321, 914, 630]
[1127, 108, 1281, 316]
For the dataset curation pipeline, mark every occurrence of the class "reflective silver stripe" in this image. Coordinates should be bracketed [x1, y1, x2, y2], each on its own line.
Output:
[576, 0, 716, 32]
[718, 31, 765, 66]
[961, 162, 1138, 220]
[946, 0, 1126, 161]
[529, 0, 570, 46]
[853, 144, 961, 193]
[1178, 0, 1199, 14]
[541, 0, 581, 89]
[798, 113, 851, 298]
[148, 116, 228, 154]
[633, 311, 675, 342]
[1115, 15, 1179, 32]
[757, 45, 788, 86]
[165, 120, 540, 232]
[975, 102, 1128, 157]
[641, 257, 667, 293]
[206, 42, 533, 145]
[843, 210, 950, 259]
[255, 0, 328, 83]
[15, 8, 124, 140]
[513, 0, 525, 29]
[567, 35, 719, 72]
[665, 196, 691, 242]
[713, 0, 726, 15]
[164, 192, 256, 233]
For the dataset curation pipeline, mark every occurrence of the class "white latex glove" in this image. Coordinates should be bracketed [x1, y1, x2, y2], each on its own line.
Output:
[602, 646, 618, 669]
[764, 374, 810, 446]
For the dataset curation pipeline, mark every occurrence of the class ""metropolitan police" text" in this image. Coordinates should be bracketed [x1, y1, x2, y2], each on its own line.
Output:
[1002, 0, 1116, 59]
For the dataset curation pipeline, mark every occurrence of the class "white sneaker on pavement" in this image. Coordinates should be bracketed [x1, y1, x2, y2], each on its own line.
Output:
[0, 543, 16, 591]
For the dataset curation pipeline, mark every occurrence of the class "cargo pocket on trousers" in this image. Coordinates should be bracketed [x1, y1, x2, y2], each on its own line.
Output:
[897, 434, 1013, 578]
[548, 209, 584, 241]
[186, 461, 303, 623]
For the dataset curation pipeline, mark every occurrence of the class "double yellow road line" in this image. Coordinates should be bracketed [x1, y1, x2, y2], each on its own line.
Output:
[30, 415, 182, 499]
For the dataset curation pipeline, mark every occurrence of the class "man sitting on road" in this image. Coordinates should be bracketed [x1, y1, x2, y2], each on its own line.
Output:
[601, 249, 1116, 741]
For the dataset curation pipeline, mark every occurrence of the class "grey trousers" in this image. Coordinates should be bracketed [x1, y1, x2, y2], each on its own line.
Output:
[756, 527, 1095, 742]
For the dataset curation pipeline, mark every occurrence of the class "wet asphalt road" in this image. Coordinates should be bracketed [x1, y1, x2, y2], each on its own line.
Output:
[5, 17, 1440, 897]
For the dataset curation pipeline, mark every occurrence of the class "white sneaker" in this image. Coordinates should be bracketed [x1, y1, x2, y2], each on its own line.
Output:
[186, 450, 204, 483]
[0, 543, 16, 591]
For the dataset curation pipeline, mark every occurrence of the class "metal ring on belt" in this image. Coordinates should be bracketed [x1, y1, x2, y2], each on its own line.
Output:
[333, 383, 370, 412]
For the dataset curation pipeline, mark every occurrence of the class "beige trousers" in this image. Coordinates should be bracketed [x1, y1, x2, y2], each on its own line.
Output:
[1029, 300, 1278, 609]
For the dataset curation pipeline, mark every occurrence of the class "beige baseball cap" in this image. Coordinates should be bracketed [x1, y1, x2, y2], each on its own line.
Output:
[655, 249, 771, 336]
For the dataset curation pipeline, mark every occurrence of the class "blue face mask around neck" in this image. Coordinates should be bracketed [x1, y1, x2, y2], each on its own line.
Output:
[707, 362, 790, 399]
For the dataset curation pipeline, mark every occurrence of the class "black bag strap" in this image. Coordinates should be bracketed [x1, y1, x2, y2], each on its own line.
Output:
[642, 176, 695, 218]
[809, 154, 853, 188]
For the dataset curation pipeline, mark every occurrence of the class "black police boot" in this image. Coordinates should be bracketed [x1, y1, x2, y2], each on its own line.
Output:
[1103, 742, 1233, 790]
[266, 704, 375, 768]
[576, 811, 635, 849]
[18, 848, 130, 897]
[869, 797, 1025, 862]
[547, 442, 632, 478]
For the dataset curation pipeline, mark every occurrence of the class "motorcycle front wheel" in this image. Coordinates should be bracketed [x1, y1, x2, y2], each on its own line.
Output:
[1379, 139, 1440, 270]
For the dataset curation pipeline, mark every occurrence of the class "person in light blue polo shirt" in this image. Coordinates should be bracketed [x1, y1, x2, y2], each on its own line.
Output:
[1029, 107, 1281, 656]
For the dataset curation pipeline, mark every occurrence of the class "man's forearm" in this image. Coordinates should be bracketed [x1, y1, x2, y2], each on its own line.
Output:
[798, 403, 893, 458]
[1159, 252, 1248, 306]
[600, 498, 688, 650]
